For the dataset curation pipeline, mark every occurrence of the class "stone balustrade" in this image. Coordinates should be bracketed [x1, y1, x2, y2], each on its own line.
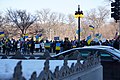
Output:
[12, 53, 102, 80]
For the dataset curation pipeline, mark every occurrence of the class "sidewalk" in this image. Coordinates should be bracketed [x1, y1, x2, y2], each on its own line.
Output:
[0, 52, 56, 56]
[32, 52, 56, 56]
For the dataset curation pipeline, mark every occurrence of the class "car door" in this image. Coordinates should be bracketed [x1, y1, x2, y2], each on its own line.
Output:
[96, 50, 114, 61]
[52, 49, 80, 60]
[78, 49, 95, 59]
[66, 50, 81, 60]
[96, 50, 120, 80]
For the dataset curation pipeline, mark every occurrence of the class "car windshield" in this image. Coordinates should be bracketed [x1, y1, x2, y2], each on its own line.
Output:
[106, 48, 120, 58]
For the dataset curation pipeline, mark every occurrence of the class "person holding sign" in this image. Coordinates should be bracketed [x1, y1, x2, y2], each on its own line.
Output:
[35, 40, 40, 52]
[30, 38, 35, 55]
[40, 41, 45, 52]
[44, 40, 51, 52]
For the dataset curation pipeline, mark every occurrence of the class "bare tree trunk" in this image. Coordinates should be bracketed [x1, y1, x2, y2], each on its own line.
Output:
[6, 9, 37, 36]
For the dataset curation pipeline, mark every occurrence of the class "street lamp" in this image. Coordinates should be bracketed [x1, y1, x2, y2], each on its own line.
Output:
[74, 5, 84, 46]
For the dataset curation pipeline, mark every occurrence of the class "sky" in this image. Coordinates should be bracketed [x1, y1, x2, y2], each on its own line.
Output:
[0, 0, 107, 15]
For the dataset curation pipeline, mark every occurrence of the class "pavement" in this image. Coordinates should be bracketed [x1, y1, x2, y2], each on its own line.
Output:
[0, 52, 56, 55]
[0, 52, 56, 59]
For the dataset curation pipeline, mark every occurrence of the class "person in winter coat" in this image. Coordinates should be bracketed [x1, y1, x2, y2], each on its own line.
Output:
[113, 35, 120, 50]
[63, 38, 72, 51]
[30, 38, 35, 55]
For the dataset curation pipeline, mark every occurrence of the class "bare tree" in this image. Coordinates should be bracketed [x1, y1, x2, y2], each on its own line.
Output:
[36, 9, 56, 39]
[6, 9, 37, 35]
[85, 6, 110, 29]
[0, 13, 15, 38]
[36, 9, 66, 39]
[65, 14, 77, 40]
[80, 19, 90, 39]
[28, 22, 45, 36]
[57, 13, 65, 25]
[83, 6, 110, 38]
[0, 13, 6, 30]
[67, 14, 76, 26]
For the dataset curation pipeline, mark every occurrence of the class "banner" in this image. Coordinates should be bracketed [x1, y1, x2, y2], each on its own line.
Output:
[45, 43, 50, 48]
[23, 34, 28, 38]
[86, 35, 92, 45]
[0, 32, 5, 37]
[54, 37, 59, 40]
[56, 43, 61, 50]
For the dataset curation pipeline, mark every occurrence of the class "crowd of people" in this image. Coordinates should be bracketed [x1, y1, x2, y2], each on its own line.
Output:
[0, 36, 120, 55]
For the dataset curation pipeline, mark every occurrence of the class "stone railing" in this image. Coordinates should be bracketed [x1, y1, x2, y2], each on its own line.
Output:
[12, 53, 103, 80]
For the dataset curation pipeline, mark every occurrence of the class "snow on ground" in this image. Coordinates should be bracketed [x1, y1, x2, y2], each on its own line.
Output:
[0, 59, 78, 80]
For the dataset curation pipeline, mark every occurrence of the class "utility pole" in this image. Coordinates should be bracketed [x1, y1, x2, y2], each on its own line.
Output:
[74, 5, 84, 46]
[78, 5, 80, 44]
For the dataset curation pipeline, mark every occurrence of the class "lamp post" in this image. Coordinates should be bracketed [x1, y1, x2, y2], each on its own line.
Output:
[74, 5, 84, 46]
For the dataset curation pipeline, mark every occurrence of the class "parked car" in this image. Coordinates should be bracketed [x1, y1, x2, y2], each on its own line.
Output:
[51, 46, 120, 61]
[51, 46, 120, 80]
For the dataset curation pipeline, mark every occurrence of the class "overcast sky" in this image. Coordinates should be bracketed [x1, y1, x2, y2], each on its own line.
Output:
[0, 0, 108, 14]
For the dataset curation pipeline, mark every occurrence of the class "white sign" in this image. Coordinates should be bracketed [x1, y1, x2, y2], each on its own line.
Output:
[93, 38, 99, 42]
[102, 38, 106, 43]
[35, 44, 40, 48]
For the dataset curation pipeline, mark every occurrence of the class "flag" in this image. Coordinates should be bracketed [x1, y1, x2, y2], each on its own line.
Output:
[0, 32, 5, 37]
[36, 34, 42, 40]
[89, 25, 94, 30]
[35, 34, 43, 41]
[95, 33, 102, 39]
[95, 33, 99, 37]
[24, 34, 28, 38]
[36, 35, 39, 40]
[98, 34, 102, 39]
[38, 34, 42, 37]
[86, 35, 92, 45]
[76, 28, 83, 35]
